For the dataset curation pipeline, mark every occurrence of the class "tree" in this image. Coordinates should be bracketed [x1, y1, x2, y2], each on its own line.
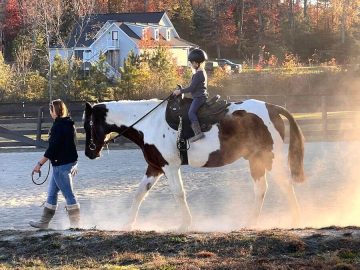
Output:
[118, 51, 147, 99]
[3, 0, 22, 60]
[20, 0, 96, 101]
[169, 0, 194, 40]
[193, 0, 237, 58]
[0, 54, 14, 101]
[148, 46, 180, 95]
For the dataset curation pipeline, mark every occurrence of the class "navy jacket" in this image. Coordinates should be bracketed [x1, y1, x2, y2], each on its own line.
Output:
[180, 70, 208, 98]
[44, 117, 78, 166]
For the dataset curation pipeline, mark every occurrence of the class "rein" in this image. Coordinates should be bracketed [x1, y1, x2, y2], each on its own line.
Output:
[31, 162, 51, 185]
[89, 94, 173, 149]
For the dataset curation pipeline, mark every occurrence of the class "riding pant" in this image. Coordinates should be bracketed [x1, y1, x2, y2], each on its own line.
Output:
[188, 96, 207, 123]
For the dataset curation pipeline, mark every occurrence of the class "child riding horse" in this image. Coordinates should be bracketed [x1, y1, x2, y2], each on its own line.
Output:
[84, 98, 305, 231]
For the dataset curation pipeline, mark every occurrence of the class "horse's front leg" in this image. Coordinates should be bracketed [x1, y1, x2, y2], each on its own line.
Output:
[163, 165, 192, 232]
[124, 165, 163, 230]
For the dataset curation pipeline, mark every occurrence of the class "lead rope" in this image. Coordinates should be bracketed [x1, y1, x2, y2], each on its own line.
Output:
[31, 162, 51, 185]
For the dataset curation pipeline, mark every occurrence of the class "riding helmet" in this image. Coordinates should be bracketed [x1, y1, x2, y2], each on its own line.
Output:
[188, 48, 208, 64]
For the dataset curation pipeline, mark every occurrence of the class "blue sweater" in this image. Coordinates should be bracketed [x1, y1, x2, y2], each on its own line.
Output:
[44, 117, 78, 166]
[180, 70, 208, 98]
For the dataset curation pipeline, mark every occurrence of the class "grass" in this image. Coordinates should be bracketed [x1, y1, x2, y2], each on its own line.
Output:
[1, 228, 360, 269]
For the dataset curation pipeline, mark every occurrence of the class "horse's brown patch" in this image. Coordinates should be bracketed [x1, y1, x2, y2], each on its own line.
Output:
[204, 110, 274, 179]
[108, 125, 168, 172]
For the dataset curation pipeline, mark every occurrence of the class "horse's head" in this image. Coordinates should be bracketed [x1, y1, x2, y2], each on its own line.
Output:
[84, 102, 110, 159]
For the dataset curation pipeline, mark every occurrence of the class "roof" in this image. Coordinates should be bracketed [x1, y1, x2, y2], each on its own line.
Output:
[118, 23, 140, 39]
[58, 11, 166, 48]
[116, 23, 196, 48]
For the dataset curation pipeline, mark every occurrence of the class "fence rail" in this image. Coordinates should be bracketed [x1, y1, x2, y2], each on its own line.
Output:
[0, 95, 359, 149]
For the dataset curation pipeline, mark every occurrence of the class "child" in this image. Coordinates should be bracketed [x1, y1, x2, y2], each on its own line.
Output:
[173, 48, 208, 142]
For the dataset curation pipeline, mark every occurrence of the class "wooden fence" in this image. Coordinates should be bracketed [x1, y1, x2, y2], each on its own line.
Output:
[0, 95, 359, 149]
[0, 102, 83, 149]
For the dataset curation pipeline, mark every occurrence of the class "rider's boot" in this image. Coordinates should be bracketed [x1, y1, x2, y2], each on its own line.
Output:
[29, 206, 56, 229]
[189, 121, 205, 142]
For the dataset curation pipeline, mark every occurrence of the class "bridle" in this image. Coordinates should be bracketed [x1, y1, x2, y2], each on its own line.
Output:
[88, 118, 112, 151]
[87, 94, 173, 151]
[88, 119, 98, 151]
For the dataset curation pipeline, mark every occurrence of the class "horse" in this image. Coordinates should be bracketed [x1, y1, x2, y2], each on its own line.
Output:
[83, 96, 305, 231]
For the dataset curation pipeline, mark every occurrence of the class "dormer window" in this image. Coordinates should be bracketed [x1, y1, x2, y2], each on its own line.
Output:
[166, 29, 171, 41]
[154, 29, 159, 41]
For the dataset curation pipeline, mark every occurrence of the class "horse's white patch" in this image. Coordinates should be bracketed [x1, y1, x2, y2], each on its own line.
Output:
[104, 100, 181, 165]
[187, 125, 221, 167]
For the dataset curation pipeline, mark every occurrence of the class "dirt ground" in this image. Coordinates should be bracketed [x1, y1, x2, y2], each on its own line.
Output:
[0, 227, 360, 270]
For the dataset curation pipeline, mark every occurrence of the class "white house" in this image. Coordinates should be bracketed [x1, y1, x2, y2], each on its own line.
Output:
[49, 11, 197, 79]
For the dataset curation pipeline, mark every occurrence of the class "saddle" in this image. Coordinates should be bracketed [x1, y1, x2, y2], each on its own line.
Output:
[165, 94, 230, 140]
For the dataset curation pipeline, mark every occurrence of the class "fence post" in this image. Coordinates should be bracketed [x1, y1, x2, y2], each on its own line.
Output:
[321, 96, 328, 138]
[36, 106, 43, 148]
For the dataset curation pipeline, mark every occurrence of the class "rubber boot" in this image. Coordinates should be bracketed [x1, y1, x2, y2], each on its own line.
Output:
[66, 204, 80, 228]
[29, 207, 55, 229]
[189, 121, 205, 142]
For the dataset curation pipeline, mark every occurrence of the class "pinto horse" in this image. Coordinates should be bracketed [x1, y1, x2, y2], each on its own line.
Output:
[83, 98, 305, 231]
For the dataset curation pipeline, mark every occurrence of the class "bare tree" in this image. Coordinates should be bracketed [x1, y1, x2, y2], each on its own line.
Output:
[21, 0, 95, 101]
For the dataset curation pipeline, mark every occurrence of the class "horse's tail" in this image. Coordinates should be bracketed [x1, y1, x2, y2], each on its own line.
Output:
[275, 105, 305, 183]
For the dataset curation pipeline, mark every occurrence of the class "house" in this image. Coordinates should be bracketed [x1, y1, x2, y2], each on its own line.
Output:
[49, 11, 197, 80]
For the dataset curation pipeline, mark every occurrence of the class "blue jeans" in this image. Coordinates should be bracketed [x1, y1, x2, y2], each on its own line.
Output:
[46, 162, 78, 208]
[188, 96, 206, 123]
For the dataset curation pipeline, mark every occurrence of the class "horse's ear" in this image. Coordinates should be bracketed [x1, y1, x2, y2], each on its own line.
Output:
[85, 102, 92, 118]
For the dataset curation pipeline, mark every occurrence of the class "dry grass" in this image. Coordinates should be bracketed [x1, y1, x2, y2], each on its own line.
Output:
[1, 228, 360, 269]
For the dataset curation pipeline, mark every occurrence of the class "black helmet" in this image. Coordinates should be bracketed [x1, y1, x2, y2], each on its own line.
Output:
[188, 48, 208, 64]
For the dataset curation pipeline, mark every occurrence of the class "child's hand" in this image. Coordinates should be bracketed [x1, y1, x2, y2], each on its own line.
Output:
[173, 89, 181, 96]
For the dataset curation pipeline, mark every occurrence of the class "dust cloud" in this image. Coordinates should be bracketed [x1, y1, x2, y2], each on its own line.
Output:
[79, 138, 360, 232]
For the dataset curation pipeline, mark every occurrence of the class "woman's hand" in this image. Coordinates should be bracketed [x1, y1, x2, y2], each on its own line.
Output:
[173, 89, 182, 96]
[32, 163, 41, 175]
[32, 158, 47, 176]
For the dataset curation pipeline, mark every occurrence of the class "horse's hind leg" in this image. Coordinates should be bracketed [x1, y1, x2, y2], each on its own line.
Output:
[163, 165, 192, 232]
[249, 175, 268, 227]
[124, 165, 163, 230]
[271, 160, 301, 227]
[248, 156, 268, 227]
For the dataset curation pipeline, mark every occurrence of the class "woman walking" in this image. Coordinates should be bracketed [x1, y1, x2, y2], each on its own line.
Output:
[30, 99, 80, 229]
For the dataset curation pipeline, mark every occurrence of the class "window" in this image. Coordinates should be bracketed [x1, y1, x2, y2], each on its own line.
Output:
[74, 50, 84, 60]
[154, 29, 159, 40]
[166, 29, 171, 40]
[112, 31, 118, 40]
